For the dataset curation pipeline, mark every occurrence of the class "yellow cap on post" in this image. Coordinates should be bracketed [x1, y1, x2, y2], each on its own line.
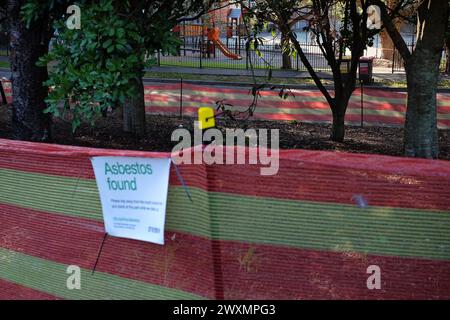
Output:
[198, 107, 215, 129]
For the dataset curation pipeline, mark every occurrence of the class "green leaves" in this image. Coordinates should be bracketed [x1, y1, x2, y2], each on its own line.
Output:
[37, 0, 211, 133]
[102, 39, 113, 50]
[21, 0, 74, 28]
[41, 0, 150, 132]
[21, 2, 37, 28]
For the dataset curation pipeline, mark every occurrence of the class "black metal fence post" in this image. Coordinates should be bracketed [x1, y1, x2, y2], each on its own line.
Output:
[246, 45, 249, 70]
[180, 77, 183, 119]
[360, 80, 364, 128]
[391, 50, 395, 74]
[159, 41, 339, 72]
[200, 36, 203, 69]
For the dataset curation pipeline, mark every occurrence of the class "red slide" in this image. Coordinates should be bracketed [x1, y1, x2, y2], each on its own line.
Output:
[207, 28, 243, 60]
[213, 39, 243, 60]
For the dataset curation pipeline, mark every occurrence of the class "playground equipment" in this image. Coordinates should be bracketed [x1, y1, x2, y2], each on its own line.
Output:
[173, 7, 246, 61]
[207, 28, 242, 60]
[225, 7, 247, 55]
[174, 22, 207, 56]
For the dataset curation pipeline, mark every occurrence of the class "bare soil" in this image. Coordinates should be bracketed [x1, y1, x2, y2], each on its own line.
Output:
[1, 103, 450, 160]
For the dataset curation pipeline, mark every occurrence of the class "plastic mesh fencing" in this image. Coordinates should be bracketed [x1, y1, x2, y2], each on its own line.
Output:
[3, 79, 450, 128]
[0, 139, 450, 300]
[144, 82, 450, 128]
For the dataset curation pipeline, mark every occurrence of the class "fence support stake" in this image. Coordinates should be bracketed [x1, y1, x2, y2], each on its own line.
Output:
[360, 80, 364, 128]
[180, 77, 183, 119]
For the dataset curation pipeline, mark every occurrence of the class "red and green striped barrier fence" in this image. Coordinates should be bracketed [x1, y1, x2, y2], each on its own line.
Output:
[0, 139, 449, 299]
[144, 82, 450, 128]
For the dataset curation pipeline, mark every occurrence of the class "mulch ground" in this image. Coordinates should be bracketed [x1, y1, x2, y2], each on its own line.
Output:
[1, 103, 450, 160]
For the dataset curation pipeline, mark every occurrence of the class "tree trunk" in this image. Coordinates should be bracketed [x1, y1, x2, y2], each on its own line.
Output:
[281, 32, 292, 70]
[8, 0, 51, 141]
[404, 55, 440, 158]
[330, 106, 346, 142]
[403, 0, 449, 159]
[123, 77, 146, 137]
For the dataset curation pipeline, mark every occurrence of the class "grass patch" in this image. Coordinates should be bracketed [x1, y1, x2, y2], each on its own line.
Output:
[377, 78, 450, 89]
[156, 58, 331, 72]
[159, 60, 251, 70]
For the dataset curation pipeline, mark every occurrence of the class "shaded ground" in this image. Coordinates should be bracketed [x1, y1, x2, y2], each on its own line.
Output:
[1, 103, 450, 160]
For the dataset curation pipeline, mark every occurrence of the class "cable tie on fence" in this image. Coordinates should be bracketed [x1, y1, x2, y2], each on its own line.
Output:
[71, 157, 88, 202]
[92, 232, 109, 275]
[171, 160, 193, 203]
[352, 194, 369, 209]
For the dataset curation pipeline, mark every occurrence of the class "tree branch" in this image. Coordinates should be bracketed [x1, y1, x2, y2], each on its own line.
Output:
[370, 0, 411, 60]
[287, 29, 334, 107]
